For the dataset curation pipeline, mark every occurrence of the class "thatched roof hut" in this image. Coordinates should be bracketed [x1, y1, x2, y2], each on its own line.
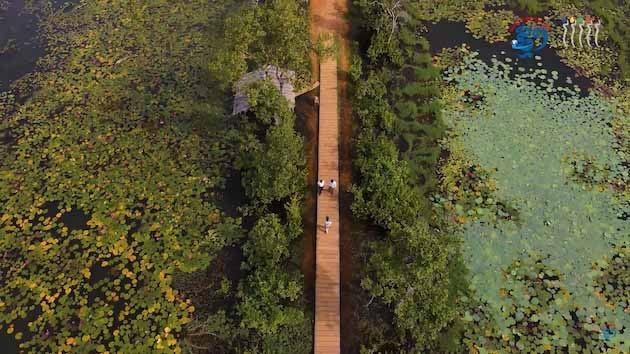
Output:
[232, 65, 296, 115]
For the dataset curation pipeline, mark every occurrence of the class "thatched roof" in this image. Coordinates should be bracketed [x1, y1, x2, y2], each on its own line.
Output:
[232, 65, 296, 115]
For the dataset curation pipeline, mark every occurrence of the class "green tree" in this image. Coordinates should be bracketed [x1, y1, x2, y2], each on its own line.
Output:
[209, 0, 311, 89]
[243, 214, 292, 270]
[362, 222, 454, 350]
[352, 134, 425, 229]
[241, 115, 306, 205]
[350, 0, 460, 351]
[237, 269, 304, 335]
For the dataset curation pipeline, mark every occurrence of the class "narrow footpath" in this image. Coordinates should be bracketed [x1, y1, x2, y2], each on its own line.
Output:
[310, 0, 348, 353]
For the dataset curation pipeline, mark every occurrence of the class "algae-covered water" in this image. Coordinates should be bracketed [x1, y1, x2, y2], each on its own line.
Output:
[440, 45, 628, 351]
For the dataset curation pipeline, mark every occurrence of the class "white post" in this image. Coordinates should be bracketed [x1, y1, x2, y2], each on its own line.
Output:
[594, 22, 601, 47]
[562, 23, 569, 47]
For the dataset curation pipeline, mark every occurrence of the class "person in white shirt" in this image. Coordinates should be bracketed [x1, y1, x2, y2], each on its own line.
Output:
[318, 179, 325, 195]
[324, 216, 332, 234]
[328, 179, 337, 194]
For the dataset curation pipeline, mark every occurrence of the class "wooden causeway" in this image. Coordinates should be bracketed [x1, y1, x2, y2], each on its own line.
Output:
[311, 0, 346, 352]
[314, 55, 340, 354]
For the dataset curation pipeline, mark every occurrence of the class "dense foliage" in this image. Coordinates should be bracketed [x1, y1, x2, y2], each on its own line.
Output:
[353, 0, 628, 352]
[208, 0, 310, 90]
[350, 1, 460, 351]
[178, 1, 311, 353]
[0, 0, 311, 353]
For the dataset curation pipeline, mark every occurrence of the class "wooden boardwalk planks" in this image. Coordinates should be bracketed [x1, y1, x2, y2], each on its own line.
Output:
[314, 56, 340, 354]
[310, 0, 348, 352]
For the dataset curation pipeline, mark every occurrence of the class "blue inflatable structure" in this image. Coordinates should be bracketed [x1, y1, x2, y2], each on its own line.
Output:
[511, 24, 549, 59]
[601, 327, 616, 342]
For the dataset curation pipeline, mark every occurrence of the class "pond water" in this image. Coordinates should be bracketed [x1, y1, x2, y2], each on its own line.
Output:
[425, 19, 629, 351]
[425, 21, 592, 95]
[0, 0, 45, 92]
[0, 3, 41, 350]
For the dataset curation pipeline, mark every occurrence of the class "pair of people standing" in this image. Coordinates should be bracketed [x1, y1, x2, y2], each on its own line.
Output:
[317, 178, 337, 234]
[317, 179, 337, 196]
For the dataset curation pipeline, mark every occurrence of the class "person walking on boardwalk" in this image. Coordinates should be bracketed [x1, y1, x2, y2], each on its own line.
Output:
[324, 216, 332, 234]
[328, 179, 337, 195]
[318, 179, 325, 195]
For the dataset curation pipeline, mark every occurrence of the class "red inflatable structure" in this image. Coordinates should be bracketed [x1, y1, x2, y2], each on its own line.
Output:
[508, 16, 551, 33]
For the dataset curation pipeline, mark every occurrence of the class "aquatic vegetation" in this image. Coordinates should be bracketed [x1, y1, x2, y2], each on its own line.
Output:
[434, 140, 518, 224]
[0, 39, 17, 55]
[481, 256, 617, 352]
[352, 0, 628, 351]
[445, 254, 625, 353]
[0, 2, 236, 352]
[558, 47, 617, 85]
[433, 45, 471, 72]
[563, 150, 628, 201]
[0, 91, 15, 116]
[510, 0, 549, 13]
[593, 246, 629, 312]
[497, 257, 609, 352]
[407, 0, 488, 23]
[0, 0, 312, 352]
[465, 10, 515, 43]
[442, 53, 629, 351]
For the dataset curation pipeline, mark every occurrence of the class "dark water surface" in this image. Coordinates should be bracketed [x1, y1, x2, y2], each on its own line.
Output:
[1, 3, 74, 351]
[424, 21, 592, 95]
[0, 0, 44, 92]
[0, 2, 36, 351]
